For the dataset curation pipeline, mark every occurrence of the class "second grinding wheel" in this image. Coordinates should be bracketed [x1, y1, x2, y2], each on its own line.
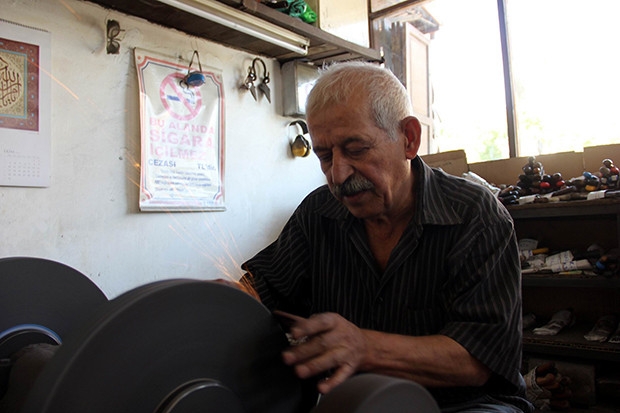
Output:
[21, 279, 316, 413]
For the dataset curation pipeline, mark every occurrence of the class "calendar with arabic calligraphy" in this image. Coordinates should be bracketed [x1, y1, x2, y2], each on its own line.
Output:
[0, 19, 51, 187]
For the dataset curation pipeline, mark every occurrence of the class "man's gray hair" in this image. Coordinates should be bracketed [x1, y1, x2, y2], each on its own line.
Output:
[306, 61, 413, 141]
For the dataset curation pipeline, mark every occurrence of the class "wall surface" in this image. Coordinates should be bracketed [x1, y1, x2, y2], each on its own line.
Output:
[0, 0, 326, 298]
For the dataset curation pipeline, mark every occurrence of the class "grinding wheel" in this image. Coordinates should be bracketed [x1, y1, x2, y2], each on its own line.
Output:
[21, 280, 317, 413]
[0, 257, 108, 409]
[312, 373, 440, 413]
[0, 257, 108, 357]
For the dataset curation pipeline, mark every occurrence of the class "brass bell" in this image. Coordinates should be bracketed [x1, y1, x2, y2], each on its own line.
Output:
[291, 134, 311, 157]
[289, 120, 311, 157]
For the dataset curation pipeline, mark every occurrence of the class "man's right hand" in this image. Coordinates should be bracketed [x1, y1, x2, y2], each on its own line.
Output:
[280, 312, 369, 394]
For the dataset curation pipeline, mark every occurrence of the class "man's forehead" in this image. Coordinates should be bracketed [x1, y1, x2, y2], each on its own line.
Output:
[308, 93, 370, 121]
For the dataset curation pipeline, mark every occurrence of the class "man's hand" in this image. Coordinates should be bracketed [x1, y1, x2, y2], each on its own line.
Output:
[280, 312, 368, 394]
[279, 312, 492, 394]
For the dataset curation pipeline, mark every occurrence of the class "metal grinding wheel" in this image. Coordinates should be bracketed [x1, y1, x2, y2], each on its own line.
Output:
[312, 374, 440, 413]
[0, 257, 108, 356]
[21, 279, 317, 413]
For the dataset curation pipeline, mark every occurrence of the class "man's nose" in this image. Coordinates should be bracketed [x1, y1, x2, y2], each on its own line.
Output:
[330, 152, 353, 185]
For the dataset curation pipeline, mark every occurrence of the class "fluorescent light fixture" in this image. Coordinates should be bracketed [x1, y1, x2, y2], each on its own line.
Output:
[154, 0, 310, 55]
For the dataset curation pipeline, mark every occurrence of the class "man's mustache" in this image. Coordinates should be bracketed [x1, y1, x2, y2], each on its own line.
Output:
[331, 175, 375, 198]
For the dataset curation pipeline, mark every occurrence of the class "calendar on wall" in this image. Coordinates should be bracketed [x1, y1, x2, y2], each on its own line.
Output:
[0, 19, 51, 187]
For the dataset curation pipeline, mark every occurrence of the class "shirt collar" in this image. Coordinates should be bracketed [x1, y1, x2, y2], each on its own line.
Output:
[414, 156, 463, 226]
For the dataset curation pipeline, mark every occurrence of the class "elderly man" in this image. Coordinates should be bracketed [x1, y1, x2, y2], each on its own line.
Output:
[240, 61, 532, 413]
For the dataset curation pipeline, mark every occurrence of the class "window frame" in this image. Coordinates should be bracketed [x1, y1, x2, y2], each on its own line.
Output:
[369, 0, 519, 158]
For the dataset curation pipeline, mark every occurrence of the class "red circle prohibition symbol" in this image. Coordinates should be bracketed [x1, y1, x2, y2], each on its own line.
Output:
[159, 72, 203, 121]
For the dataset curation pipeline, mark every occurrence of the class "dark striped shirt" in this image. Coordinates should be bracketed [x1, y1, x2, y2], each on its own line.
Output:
[242, 156, 526, 408]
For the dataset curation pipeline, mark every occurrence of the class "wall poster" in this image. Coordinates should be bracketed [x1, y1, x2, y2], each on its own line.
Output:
[0, 19, 51, 187]
[134, 48, 225, 211]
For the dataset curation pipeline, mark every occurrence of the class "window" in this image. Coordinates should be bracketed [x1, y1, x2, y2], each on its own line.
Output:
[371, 0, 620, 163]
[507, 0, 620, 157]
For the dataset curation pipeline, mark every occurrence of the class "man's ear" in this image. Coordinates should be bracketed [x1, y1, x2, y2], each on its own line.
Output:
[402, 116, 422, 159]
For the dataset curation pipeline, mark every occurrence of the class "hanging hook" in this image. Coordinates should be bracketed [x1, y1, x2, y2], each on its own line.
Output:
[252, 58, 271, 103]
[181, 50, 206, 88]
[252, 58, 269, 83]
[240, 57, 271, 103]
[106, 19, 122, 54]
[241, 64, 258, 100]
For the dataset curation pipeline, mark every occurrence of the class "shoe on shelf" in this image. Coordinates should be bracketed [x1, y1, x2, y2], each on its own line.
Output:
[532, 309, 574, 336]
[584, 314, 618, 342]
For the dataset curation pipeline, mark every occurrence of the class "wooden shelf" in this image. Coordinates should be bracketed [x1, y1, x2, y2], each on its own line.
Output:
[523, 323, 620, 362]
[510, 196, 620, 403]
[84, 0, 383, 64]
[506, 198, 620, 219]
[522, 274, 620, 288]
[529, 402, 619, 413]
[508, 198, 620, 252]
